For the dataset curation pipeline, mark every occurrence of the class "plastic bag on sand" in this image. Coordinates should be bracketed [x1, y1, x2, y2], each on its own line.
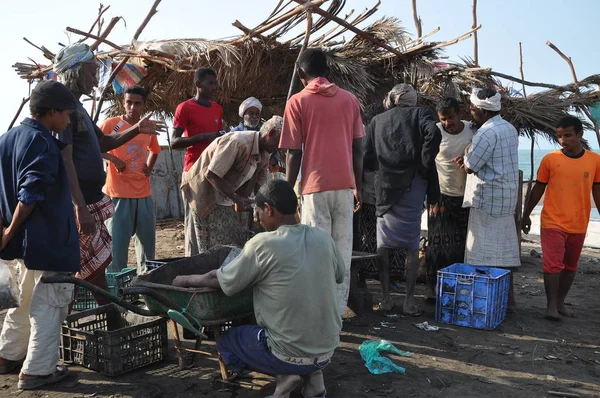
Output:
[0, 260, 20, 310]
[359, 340, 412, 375]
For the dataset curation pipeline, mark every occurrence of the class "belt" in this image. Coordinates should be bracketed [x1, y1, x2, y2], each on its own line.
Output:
[271, 349, 334, 366]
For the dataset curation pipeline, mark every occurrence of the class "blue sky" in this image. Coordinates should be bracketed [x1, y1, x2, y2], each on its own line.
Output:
[1, 0, 598, 148]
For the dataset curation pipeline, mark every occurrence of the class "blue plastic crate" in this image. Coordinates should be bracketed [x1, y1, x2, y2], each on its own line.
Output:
[435, 263, 510, 330]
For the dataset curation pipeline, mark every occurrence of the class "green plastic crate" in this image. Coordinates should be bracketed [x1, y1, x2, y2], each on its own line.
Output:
[73, 268, 138, 311]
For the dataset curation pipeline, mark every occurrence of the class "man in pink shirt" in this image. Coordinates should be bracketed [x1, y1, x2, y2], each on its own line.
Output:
[280, 48, 364, 315]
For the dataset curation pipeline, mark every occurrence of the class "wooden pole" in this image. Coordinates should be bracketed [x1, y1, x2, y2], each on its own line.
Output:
[67, 27, 122, 51]
[411, 0, 423, 40]
[472, 0, 479, 65]
[547, 40, 600, 147]
[519, 43, 534, 246]
[287, 8, 313, 100]
[8, 97, 30, 130]
[89, 16, 123, 52]
[93, 0, 162, 123]
[78, 4, 111, 43]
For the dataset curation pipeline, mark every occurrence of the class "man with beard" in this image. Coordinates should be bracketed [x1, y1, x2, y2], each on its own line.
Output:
[231, 97, 263, 132]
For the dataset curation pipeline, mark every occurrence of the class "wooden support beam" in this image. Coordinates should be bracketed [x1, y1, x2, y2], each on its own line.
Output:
[411, 0, 423, 39]
[67, 27, 122, 51]
[89, 16, 123, 52]
[287, 8, 313, 100]
[472, 0, 479, 65]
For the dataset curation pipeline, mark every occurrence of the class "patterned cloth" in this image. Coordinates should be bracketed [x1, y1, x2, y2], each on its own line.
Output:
[464, 208, 520, 267]
[78, 195, 115, 280]
[426, 195, 470, 283]
[192, 204, 248, 252]
[463, 115, 519, 217]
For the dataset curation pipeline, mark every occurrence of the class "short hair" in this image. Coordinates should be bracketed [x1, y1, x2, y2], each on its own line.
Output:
[124, 85, 148, 101]
[194, 67, 217, 83]
[29, 106, 54, 118]
[256, 180, 298, 216]
[556, 115, 583, 133]
[297, 48, 329, 78]
[436, 97, 461, 115]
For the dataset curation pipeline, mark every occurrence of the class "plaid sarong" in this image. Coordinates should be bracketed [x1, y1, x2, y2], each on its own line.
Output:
[77, 195, 115, 280]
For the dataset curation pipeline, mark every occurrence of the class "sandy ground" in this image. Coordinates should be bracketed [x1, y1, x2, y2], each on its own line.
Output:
[1, 219, 600, 397]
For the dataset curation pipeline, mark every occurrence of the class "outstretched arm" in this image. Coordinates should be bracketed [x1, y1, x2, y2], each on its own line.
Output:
[172, 270, 221, 289]
[521, 182, 547, 234]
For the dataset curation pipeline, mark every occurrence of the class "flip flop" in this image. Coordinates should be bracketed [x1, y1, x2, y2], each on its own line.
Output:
[0, 359, 23, 374]
[18, 365, 70, 390]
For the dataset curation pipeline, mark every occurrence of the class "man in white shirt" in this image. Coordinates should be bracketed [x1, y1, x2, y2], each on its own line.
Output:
[426, 98, 476, 300]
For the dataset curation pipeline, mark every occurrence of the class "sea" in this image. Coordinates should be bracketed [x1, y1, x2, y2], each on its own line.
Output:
[421, 148, 600, 248]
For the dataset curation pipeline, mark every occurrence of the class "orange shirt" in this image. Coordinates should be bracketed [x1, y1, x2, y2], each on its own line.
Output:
[173, 99, 223, 172]
[99, 117, 161, 199]
[279, 77, 365, 195]
[537, 149, 600, 233]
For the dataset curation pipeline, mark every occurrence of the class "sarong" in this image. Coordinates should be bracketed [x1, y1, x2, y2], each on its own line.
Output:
[78, 195, 115, 280]
[426, 194, 470, 283]
[464, 207, 520, 267]
[193, 204, 247, 252]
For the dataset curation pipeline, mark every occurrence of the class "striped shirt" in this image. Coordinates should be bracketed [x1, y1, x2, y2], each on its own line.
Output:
[462, 115, 519, 217]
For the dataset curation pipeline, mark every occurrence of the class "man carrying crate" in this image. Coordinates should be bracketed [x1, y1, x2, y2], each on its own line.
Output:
[522, 116, 600, 321]
[173, 180, 344, 398]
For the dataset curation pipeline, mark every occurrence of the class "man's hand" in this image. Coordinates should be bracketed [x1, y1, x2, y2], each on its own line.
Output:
[521, 215, 532, 235]
[353, 188, 362, 213]
[172, 275, 190, 288]
[142, 163, 152, 177]
[234, 196, 254, 212]
[0, 229, 11, 252]
[452, 156, 465, 170]
[137, 115, 168, 136]
[112, 158, 126, 173]
[75, 205, 96, 236]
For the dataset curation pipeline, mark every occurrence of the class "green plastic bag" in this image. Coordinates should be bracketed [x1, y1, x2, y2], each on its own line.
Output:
[359, 340, 412, 375]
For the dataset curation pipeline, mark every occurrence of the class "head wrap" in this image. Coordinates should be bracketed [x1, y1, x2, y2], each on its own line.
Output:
[383, 83, 418, 110]
[470, 88, 502, 112]
[53, 43, 95, 74]
[239, 97, 263, 117]
[260, 115, 283, 134]
[30, 80, 78, 110]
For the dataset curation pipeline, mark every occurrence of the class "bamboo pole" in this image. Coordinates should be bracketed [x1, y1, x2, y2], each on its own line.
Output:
[93, 0, 162, 123]
[472, 0, 479, 66]
[67, 27, 122, 51]
[411, 0, 423, 40]
[287, 8, 313, 101]
[8, 97, 30, 130]
[547, 41, 600, 147]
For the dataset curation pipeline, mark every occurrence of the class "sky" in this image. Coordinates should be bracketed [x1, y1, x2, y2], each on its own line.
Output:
[1, 0, 599, 149]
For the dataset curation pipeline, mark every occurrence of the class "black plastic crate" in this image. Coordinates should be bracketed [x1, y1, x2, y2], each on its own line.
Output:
[60, 304, 168, 376]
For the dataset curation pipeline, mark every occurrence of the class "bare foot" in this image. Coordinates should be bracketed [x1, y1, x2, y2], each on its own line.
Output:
[545, 309, 561, 322]
[557, 304, 575, 317]
[377, 299, 394, 312]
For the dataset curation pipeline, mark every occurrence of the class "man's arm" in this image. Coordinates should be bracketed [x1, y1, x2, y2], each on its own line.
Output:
[464, 132, 494, 175]
[61, 145, 95, 235]
[285, 150, 302, 188]
[102, 153, 126, 173]
[0, 202, 36, 251]
[172, 269, 221, 289]
[592, 184, 600, 218]
[98, 115, 166, 153]
[352, 137, 363, 212]
[419, 109, 442, 175]
[170, 127, 219, 150]
[206, 171, 253, 209]
[143, 152, 159, 177]
[521, 182, 547, 234]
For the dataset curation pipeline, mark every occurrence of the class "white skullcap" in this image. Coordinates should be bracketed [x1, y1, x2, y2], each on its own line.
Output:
[239, 97, 263, 117]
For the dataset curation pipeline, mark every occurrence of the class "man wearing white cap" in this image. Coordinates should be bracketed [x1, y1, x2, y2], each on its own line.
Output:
[455, 88, 520, 311]
[231, 97, 263, 132]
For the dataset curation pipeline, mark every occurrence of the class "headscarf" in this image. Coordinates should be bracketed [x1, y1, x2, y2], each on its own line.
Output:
[239, 97, 263, 117]
[383, 83, 418, 110]
[53, 43, 94, 75]
[30, 81, 77, 110]
[260, 115, 283, 134]
[470, 88, 501, 112]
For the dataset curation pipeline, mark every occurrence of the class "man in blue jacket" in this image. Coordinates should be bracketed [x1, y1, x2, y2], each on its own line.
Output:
[0, 81, 80, 390]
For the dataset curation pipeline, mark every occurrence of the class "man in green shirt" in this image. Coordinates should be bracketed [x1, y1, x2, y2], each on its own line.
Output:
[173, 180, 344, 398]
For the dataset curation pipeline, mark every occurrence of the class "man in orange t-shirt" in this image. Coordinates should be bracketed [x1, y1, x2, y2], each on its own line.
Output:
[99, 86, 161, 273]
[522, 115, 600, 321]
[170, 67, 224, 256]
[279, 48, 365, 315]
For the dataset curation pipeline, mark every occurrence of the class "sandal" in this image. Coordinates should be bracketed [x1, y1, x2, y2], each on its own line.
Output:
[18, 365, 70, 390]
[0, 359, 23, 374]
[403, 305, 424, 317]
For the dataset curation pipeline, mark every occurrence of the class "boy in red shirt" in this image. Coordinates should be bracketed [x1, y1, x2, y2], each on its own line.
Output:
[100, 86, 161, 273]
[171, 67, 223, 256]
[522, 116, 600, 321]
[280, 48, 364, 315]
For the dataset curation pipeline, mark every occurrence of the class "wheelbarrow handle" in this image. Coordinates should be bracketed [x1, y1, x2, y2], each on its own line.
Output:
[41, 274, 156, 317]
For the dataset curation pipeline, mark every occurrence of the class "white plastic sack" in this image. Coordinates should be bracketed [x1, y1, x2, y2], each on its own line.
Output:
[0, 260, 20, 310]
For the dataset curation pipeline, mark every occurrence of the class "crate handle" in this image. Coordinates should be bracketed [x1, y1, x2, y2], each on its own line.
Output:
[457, 276, 475, 284]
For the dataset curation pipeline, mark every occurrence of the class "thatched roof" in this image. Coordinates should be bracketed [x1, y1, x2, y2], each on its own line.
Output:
[12, 0, 600, 145]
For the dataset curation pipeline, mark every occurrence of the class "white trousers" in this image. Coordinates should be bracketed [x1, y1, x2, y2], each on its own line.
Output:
[301, 189, 354, 315]
[0, 260, 73, 376]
